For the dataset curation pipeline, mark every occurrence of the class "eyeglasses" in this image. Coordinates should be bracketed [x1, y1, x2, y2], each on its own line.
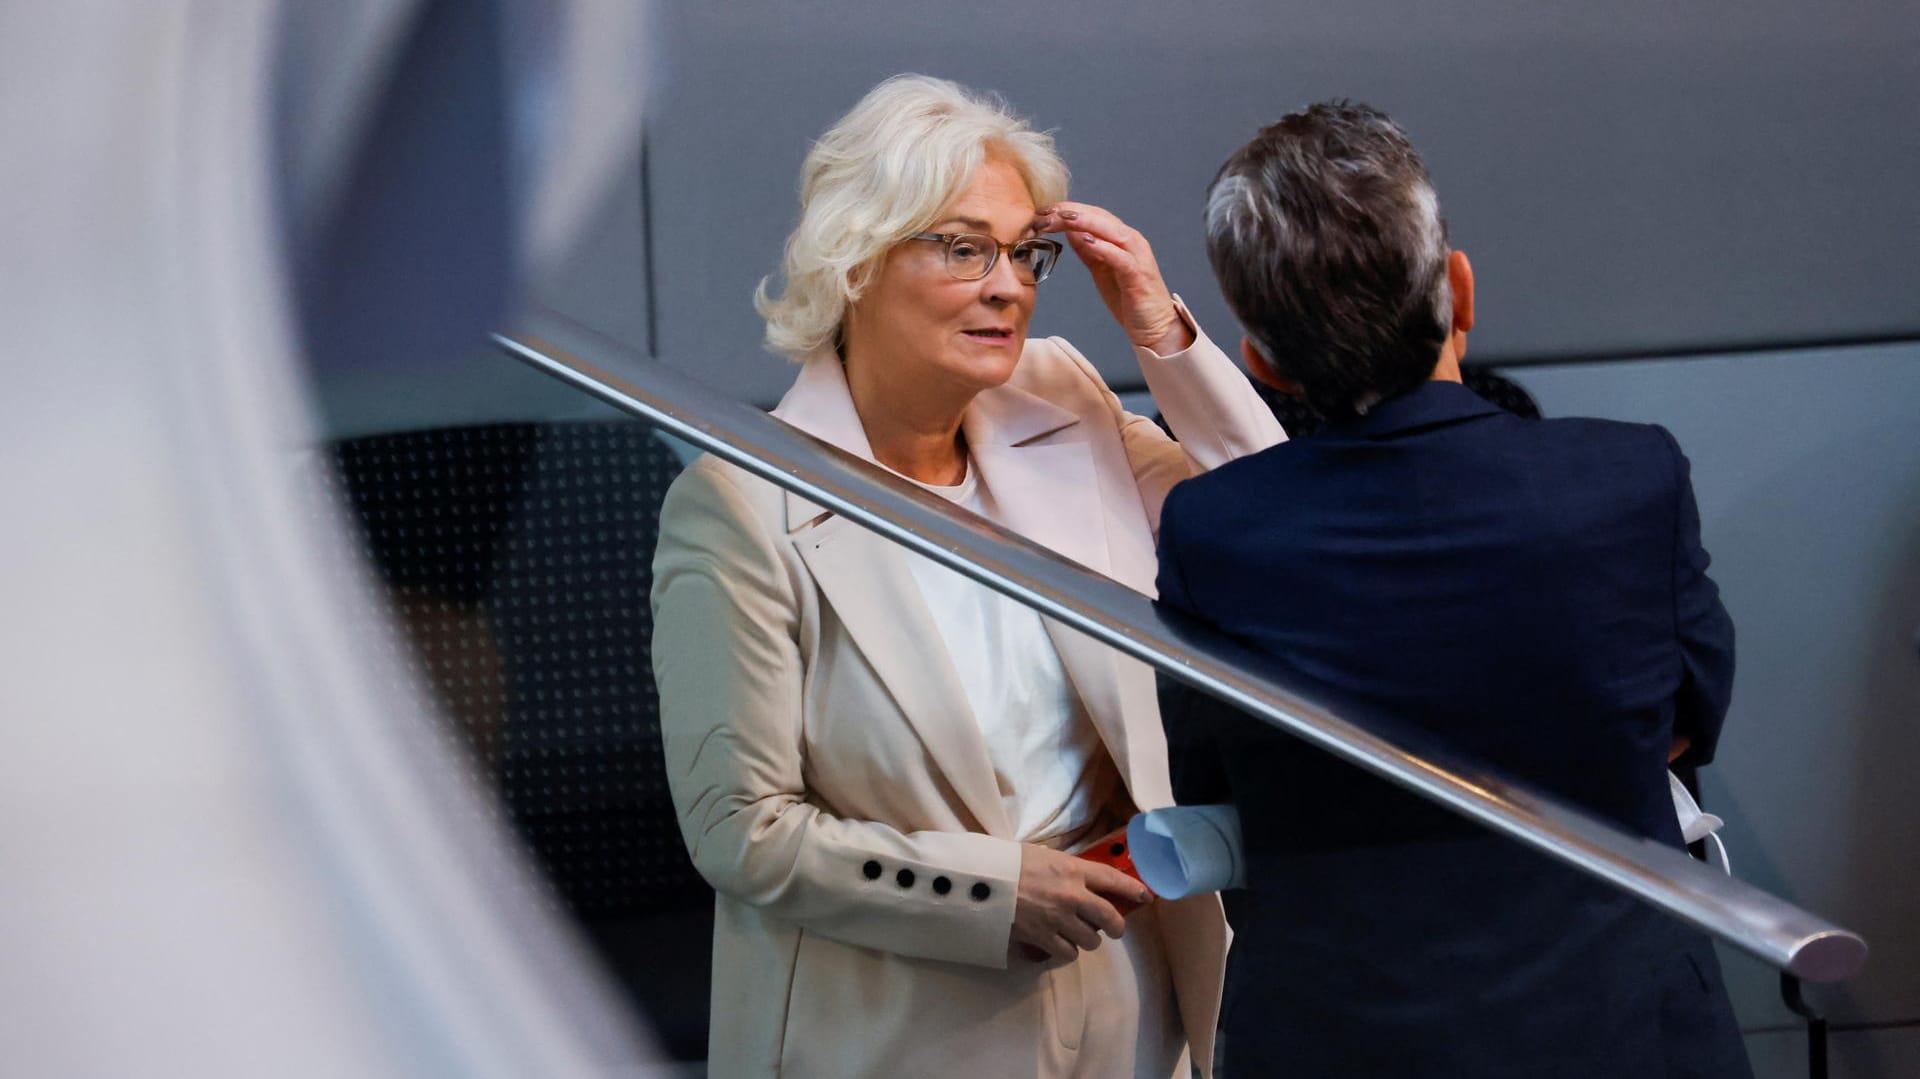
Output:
[908, 232, 1063, 285]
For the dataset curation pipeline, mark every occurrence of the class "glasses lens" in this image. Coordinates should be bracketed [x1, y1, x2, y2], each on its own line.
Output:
[945, 234, 995, 280]
[1012, 239, 1061, 284]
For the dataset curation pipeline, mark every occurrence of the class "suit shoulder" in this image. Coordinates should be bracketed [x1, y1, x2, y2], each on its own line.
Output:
[1009, 335, 1107, 399]
[664, 450, 775, 504]
[1181, 437, 1301, 493]
[1161, 440, 1299, 524]
[1530, 414, 1681, 468]
[1530, 412, 1670, 443]
[659, 452, 786, 541]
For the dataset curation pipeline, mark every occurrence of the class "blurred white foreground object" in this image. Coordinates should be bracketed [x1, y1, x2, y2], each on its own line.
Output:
[0, 2, 667, 1075]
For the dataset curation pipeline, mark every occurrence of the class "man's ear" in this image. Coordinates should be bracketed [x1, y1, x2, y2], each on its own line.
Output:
[1448, 249, 1475, 335]
[1242, 336, 1300, 395]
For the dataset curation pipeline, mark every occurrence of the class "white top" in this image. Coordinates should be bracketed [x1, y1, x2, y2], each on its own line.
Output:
[899, 462, 1113, 845]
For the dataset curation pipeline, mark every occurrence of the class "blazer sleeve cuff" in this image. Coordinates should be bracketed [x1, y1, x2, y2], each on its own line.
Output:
[1133, 294, 1208, 362]
[1135, 295, 1287, 468]
[898, 830, 1024, 969]
[813, 827, 1025, 969]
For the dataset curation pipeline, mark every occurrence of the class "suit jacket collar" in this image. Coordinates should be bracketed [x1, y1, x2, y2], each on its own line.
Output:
[1332, 379, 1504, 440]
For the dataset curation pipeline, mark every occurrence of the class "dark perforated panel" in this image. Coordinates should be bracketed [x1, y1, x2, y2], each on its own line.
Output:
[326, 421, 706, 918]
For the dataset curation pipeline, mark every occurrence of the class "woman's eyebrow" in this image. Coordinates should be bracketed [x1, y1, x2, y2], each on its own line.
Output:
[933, 215, 1044, 242]
[931, 215, 995, 232]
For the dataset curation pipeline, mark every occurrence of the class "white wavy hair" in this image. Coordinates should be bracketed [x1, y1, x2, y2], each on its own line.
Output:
[755, 74, 1071, 362]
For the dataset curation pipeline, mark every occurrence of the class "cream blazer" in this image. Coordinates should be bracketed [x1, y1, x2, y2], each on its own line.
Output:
[651, 311, 1285, 1078]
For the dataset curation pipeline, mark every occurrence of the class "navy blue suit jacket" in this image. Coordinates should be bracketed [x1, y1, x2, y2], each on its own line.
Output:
[1156, 380, 1750, 1077]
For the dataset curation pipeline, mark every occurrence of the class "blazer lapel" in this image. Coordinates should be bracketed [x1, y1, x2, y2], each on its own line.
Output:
[964, 386, 1165, 806]
[793, 517, 1011, 836]
[772, 356, 864, 530]
[767, 356, 1173, 824]
[773, 358, 1010, 836]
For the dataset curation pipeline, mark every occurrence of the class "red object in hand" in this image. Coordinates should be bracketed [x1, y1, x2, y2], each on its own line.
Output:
[1078, 825, 1149, 917]
[1020, 826, 1153, 962]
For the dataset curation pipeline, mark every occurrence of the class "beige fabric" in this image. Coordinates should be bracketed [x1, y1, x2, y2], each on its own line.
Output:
[651, 308, 1284, 1077]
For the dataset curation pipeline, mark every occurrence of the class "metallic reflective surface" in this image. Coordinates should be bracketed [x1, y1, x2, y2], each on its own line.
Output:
[497, 314, 1869, 983]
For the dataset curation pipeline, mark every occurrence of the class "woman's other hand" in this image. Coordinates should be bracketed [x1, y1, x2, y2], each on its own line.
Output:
[1012, 843, 1153, 962]
[1035, 201, 1193, 354]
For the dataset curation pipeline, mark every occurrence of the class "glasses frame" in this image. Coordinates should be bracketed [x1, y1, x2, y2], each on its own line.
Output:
[908, 231, 1064, 285]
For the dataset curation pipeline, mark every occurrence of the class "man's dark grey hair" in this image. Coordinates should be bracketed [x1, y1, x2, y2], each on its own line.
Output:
[1205, 102, 1452, 420]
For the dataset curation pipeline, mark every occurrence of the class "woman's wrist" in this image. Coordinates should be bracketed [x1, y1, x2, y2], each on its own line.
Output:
[1135, 297, 1197, 355]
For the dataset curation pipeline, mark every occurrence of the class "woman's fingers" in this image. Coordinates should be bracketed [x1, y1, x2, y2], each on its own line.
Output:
[1034, 201, 1143, 253]
[1059, 916, 1104, 952]
[1036, 201, 1183, 349]
[1059, 864, 1128, 941]
[1023, 910, 1115, 963]
[1085, 860, 1153, 905]
[1079, 864, 1145, 937]
[1074, 894, 1128, 940]
[1011, 844, 1149, 963]
[1040, 934, 1079, 962]
[1063, 228, 1130, 269]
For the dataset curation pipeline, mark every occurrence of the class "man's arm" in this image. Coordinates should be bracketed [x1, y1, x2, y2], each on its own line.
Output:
[1661, 427, 1735, 767]
[1154, 486, 1236, 805]
[1159, 673, 1236, 806]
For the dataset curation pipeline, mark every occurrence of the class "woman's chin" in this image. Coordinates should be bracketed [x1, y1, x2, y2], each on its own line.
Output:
[945, 338, 1025, 387]
[957, 361, 1022, 394]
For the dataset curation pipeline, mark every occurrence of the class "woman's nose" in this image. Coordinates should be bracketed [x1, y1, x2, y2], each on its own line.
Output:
[978, 251, 1027, 304]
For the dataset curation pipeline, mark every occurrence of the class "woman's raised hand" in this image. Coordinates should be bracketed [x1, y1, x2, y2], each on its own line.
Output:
[1034, 201, 1193, 354]
[1012, 843, 1154, 962]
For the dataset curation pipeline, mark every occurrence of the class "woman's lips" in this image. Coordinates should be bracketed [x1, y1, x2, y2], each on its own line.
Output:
[962, 328, 1016, 343]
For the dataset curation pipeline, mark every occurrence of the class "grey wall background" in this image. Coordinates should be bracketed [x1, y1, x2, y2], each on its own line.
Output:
[643, 0, 1919, 405]
[305, 3, 1920, 1074]
[316, 0, 1918, 433]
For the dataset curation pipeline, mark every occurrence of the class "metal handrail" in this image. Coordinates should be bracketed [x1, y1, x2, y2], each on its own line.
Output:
[495, 314, 1868, 982]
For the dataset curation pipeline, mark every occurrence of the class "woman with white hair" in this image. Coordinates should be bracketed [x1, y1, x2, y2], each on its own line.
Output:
[651, 74, 1284, 1078]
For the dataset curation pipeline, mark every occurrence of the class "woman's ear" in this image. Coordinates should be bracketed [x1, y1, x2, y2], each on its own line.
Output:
[1242, 336, 1300, 395]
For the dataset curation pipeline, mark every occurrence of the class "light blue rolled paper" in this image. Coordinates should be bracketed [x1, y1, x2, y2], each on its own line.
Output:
[1126, 805, 1247, 900]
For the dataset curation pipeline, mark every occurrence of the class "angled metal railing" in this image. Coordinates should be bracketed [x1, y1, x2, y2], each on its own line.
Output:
[496, 311, 1867, 982]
